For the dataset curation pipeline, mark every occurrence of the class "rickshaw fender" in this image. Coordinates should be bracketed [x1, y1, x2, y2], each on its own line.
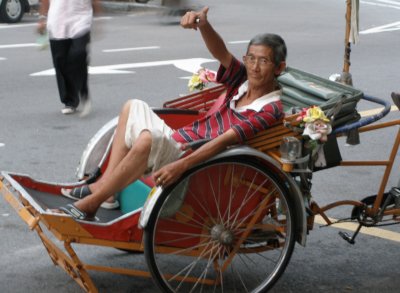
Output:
[139, 186, 164, 229]
[76, 117, 118, 180]
[139, 146, 307, 246]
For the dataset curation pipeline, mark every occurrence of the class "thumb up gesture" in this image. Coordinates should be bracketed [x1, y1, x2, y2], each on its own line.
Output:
[180, 6, 209, 30]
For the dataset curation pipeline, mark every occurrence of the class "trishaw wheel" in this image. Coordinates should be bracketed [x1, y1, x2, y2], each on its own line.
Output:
[144, 158, 296, 293]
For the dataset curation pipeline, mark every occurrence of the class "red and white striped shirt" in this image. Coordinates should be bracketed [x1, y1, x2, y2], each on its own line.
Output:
[172, 57, 283, 144]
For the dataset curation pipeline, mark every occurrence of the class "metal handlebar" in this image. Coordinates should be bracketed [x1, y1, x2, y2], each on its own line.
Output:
[391, 92, 400, 110]
[332, 94, 392, 135]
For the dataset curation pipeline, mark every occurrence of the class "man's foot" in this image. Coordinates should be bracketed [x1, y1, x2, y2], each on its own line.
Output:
[100, 200, 120, 210]
[58, 203, 98, 221]
[79, 94, 92, 117]
[61, 106, 76, 115]
[61, 185, 92, 200]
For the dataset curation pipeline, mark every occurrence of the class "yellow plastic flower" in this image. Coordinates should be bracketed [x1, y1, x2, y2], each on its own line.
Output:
[188, 68, 217, 92]
[303, 106, 330, 123]
[188, 74, 204, 91]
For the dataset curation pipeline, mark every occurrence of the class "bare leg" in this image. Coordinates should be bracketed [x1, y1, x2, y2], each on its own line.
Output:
[63, 100, 133, 203]
[74, 130, 153, 215]
[88, 101, 132, 202]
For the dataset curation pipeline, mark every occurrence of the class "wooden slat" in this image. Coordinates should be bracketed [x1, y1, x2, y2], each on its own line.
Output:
[247, 115, 302, 154]
[163, 85, 226, 112]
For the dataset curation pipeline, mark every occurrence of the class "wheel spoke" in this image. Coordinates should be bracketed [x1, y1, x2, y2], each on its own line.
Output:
[156, 229, 212, 244]
[206, 169, 224, 224]
[173, 208, 213, 230]
[161, 217, 211, 231]
[145, 160, 295, 293]
[187, 188, 218, 226]
[188, 241, 223, 293]
[230, 190, 275, 233]
[228, 176, 272, 231]
[232, 255, 251, 292]
[170, 240, 220, 291]
[225, 166, 257, 226]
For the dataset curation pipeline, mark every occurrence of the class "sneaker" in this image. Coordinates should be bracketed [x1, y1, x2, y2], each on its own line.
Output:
[61, 106, 76, 115]
[79, 94, 92, 117]
[100, 200, 120, 210]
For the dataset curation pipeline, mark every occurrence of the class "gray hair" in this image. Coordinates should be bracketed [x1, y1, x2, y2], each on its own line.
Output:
[247, 33, 287, 66]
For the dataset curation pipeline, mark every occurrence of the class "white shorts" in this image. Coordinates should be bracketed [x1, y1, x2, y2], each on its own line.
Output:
[124, 99, 183, 174]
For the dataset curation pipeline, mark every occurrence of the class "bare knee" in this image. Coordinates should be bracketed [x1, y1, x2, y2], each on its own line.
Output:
[120, 100, 133, 116]
[120, 99, 146, 118]
[129, 130, 152, 158]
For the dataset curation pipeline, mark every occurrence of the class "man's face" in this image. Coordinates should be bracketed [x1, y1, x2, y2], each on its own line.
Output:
[243, 45, 282, 89]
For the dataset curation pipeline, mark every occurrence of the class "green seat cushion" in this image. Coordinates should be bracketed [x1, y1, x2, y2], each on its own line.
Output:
[117, 180, 152, 214]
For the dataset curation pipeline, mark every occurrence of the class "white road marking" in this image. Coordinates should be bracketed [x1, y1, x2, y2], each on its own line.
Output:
[0, 23, 37, 29]
[94, 16, 113, 21]
[0, 43, 39, 49]
[31, 57, 216, 76]
[0, 57, 5, 60]
[362, 0, 400, 10]
[103, 46, 160, 53]
[0, 143, 5, 147]
[361, 21, 400, 34]
[0, 16, 112, 30]
[228, 40, 249, 44]
[376, 0, 400, 5]
[315, 215, 400, 243]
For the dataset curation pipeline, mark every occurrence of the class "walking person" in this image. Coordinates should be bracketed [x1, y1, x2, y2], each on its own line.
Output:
[37, 0, 101, 116]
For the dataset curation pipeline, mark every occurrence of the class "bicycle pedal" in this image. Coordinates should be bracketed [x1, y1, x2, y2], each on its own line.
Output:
[390, 187, 400, 208]
[338, 231, 355, 244]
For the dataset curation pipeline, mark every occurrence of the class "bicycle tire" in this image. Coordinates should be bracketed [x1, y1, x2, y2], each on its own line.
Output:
[144, 157, 296, 293]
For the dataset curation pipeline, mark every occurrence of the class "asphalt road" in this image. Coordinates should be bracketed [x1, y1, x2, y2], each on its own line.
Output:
[1, 0, 400, 292]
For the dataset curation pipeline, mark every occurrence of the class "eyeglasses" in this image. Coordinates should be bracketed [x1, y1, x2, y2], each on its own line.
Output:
[243, 55, 274, 67]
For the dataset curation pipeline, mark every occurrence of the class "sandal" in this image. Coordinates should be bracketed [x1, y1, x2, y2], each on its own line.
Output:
[61, 185, 91, 200]
[59, 203, 97, 221]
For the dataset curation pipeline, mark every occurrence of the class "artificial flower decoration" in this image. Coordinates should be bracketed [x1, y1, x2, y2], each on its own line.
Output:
[188, 74, 204, 91]
[188, 68, 217, 91]
[302, 106, 330, 123]
[298, 106, 332, 142]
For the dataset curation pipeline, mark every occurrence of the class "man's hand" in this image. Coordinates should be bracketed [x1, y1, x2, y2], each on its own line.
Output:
[153, 159, 188, 188]
[37, 19, 46, 35]
[180, 6, 209, 30]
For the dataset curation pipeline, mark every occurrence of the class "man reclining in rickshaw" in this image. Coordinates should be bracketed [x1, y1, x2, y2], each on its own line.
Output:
[60, 6, 287, 221]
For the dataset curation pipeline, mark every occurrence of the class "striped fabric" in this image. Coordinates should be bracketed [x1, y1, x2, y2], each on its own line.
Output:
[172, 57, 283, 144]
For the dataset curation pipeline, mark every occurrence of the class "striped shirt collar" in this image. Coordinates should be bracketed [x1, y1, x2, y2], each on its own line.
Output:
[230, 81, 282, 112]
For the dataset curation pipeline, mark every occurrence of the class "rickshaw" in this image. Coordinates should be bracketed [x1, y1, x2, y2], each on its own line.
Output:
[1, 63, 400, 292]
[2, 1, 400, 291]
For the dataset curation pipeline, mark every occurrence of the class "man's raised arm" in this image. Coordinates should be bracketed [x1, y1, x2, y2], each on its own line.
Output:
[181, 7, 233, 69]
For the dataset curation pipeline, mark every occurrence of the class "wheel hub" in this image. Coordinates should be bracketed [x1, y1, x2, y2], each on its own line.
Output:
[6, 0, 21, 18]
[210, 224, 234, 245]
